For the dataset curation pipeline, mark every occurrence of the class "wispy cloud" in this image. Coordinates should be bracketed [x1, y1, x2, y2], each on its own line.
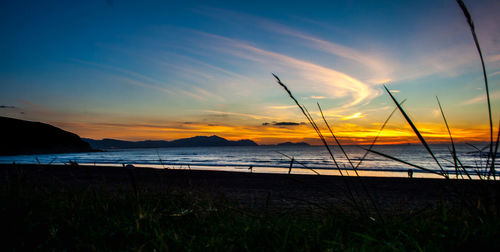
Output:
[488, 70, 500, 77]
[488, 54, 500, 63]
[262, 121, 305, 126]
[342, 112, 363, 120]
[461, 90, 500, 105]
[195, 31, 378, 107]
[75, 59, 227, 102]
[268, 105, 296, 109]
[310, 96, 326, 99]
[201, 110, 275, 120]
[119, 77, 175, 95]
[195, 7, 393, 81]
[198, 7, 500, 85]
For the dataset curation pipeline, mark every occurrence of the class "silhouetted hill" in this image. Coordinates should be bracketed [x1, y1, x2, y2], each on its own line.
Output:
[276, 142, 310, 146]
[83, 135, 258, 149]
[0, 116, 94, 156]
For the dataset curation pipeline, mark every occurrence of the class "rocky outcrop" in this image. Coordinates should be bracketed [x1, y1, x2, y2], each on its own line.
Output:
[0, 116, 94, 156]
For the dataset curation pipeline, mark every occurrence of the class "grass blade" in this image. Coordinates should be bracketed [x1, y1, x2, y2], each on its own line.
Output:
[317, 103, 359, 176]
[273, 73, 344, 176]
[436, 97, 471, 179]
[355, 99, 406, 170]
[276, 151, 320, 175]
[456, 0, 493, 176]
[488, 119, 499, 180]
[383, 86, 448, 178]
[273, 74, 365, 214]
[364, 148, 446, 177]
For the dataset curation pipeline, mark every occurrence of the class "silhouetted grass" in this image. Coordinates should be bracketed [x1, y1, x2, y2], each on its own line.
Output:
[457, 0, 494, 175]
[273, 0, 498, 181]
[2, 168, 499, 251]
[271, 3, 499, 249]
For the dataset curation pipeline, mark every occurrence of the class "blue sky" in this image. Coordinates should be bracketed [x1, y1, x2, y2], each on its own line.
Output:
[1, 0, 499, 144]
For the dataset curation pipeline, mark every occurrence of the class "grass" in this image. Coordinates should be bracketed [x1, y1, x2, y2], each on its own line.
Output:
[2, 168, 500, 251]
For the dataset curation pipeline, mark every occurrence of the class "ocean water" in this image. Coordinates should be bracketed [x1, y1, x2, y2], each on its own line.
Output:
[1, 144, 498, 178]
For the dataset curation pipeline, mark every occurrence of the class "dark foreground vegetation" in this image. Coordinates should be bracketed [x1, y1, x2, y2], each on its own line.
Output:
[1, 164, 499, 251]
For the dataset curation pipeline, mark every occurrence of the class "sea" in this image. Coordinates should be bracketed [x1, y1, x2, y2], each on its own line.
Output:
[1, 144, 498, 179]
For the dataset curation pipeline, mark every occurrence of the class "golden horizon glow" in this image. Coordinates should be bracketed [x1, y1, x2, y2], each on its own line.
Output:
[49, 118, 496, 146]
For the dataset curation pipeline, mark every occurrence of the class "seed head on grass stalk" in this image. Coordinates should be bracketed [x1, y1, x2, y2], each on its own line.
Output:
[456, 0, 495, 179]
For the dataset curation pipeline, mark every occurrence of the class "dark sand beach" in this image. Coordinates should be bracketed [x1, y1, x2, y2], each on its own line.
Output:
[2, 163, 499, 213]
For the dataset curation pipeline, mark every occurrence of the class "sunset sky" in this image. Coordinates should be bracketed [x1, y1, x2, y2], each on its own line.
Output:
[1, 0, 499, 144]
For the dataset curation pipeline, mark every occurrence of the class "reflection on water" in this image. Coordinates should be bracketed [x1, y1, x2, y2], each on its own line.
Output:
[0, 145, 497, 179]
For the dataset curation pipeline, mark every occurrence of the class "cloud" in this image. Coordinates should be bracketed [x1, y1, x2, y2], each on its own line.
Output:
[196, 32, 377, 107]
[0, 105, 17, 109]
[202, 110, 275, 120]
[461, 91, 500, 105]
[262, 121, 305, 126]
[119, 77, 175, 95]
[196, 7, 393, 81]
[75, 59, 225, 102]
[268, 105, 296, 109]
[341, 112, 363, 120]
[274, 122, 300, 126]
[488, 54, 500, 63]
[488, 71, 500, 77]
[310, 96, 326, 99]
[266, 27, 393, 81]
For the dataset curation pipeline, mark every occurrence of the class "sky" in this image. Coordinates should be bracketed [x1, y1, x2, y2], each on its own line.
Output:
[1, 0, 499, 144]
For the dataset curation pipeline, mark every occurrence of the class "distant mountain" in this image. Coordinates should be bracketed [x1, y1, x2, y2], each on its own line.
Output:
[0, 116, 94, 156]
[83, 135, 258, 149]
[276, 142, 310, 146]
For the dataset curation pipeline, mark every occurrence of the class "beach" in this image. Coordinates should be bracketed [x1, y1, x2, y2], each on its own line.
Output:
[3, 163, 499, 213]
[4, 163, 500, 250]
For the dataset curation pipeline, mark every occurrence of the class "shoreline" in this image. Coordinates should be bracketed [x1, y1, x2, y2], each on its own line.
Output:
[2, 163, 499, 212]
[2, 160, 492, 179]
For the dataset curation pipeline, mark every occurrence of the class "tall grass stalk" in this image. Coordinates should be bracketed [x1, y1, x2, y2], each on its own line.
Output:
[273, 74, 390, 220]
[384, 86, 449, 178]
[365, 148, 445, 177]
[490, 120, 500, 180]
[355, 100, 406, 170]
[436, 97, 472, 180]
[456, 0, 494, 171]
[273, 73, 366, 214]
[276, 151, 320, 175]
[316, 103, 385, 220]
[273, 73, 344, 177]
[456, 0, 499, 181]
[317, 103, 358, 176]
